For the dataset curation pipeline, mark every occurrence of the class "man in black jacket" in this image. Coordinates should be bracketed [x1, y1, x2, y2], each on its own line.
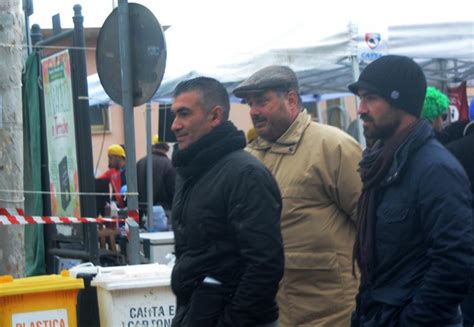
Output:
[447, 122, 474, 327]
[170, 77, 284, 327]
[348, 55, 473, 327]
[447, 122, 474, 204]
[136, 138, 176, 225]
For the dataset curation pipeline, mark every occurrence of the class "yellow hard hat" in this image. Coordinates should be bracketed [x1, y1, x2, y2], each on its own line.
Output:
[107, 144, 126, 158]
[152, 134, 159, 145]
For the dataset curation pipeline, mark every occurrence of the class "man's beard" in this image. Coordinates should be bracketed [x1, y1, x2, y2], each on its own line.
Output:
[361, 114, 401, 141]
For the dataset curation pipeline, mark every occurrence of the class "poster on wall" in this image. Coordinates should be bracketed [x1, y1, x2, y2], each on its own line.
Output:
[41, 49, 81, 216]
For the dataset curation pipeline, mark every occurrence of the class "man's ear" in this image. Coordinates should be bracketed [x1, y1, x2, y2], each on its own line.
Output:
[286, 90, 298, 109]
[209, 106, 224, 127]
[285, 90, 301, 118]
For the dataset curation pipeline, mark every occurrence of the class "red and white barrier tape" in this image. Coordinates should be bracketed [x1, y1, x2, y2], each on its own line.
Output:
[0, 208, 139, 226]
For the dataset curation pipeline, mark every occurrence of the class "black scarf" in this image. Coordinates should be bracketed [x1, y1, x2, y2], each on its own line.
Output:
[353, 119, 422, 288]
[172, 121, 246, 179]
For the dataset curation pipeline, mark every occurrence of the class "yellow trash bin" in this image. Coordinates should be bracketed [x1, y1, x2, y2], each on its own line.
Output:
[0, 271, 84, 327]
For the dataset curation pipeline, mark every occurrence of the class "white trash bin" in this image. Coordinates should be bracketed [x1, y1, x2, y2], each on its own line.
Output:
[140, 231, 175, 264]
[91, 263, 175, 327]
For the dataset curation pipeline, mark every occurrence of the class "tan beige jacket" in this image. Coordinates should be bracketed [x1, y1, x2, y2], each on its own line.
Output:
[247, 111, 362, 326]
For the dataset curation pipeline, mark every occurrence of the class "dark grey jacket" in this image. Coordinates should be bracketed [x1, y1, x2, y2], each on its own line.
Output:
[353, 121, 473, 327]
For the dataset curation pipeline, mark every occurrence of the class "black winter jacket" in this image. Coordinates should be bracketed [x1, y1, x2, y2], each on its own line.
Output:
[171, 122, 284, 326]
[352, 121, 473, 327]
[136, 149, 176, 211]
[447, 127, 474, 202]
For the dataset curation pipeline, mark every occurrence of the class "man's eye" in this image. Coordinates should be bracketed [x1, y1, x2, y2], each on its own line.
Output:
[175, 111, 189, 118]
[248, 98, 267, 108]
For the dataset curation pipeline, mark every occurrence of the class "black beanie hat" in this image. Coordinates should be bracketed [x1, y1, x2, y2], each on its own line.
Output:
[348, 55, 427, 117]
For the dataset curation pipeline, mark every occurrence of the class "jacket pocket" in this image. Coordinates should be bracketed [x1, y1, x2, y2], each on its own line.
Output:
[186, 282, 231, 326]
[377, 205, 410, 223]
[376, 204, 416, 245]
[281, 252, 346, 324]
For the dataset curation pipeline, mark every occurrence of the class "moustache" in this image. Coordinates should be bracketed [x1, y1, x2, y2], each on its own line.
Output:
[360, 114, 373, 122]
[252, 116, 266, 123]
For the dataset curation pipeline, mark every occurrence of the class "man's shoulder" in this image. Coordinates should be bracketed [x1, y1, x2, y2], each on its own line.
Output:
[307, 121, 354, 140]
[136, 156, 146, 165]
[218, 150, 279, 193]
[98, 168, 118, 178]
[154, 153, 172, 164]
[447, 132, 474, 153]
[301, 121, 362, 154]
[411, 138, 466, 175]
[214, 150, 274, 182]
[222, 148, 267, 169]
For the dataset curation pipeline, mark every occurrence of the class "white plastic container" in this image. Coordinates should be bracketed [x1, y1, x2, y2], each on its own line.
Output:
[91, 263, 175, 327]
[69, 262, 100, 277]
[140, 231, 175, 264]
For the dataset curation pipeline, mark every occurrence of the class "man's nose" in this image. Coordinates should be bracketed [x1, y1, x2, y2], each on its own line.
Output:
[171, 118, 181, 133]
[249, 106, 261, 117]
[357, 101, 368, 115]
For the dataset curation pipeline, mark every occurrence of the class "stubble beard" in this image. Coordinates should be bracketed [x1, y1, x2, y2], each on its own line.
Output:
[363, 114, 401, 141]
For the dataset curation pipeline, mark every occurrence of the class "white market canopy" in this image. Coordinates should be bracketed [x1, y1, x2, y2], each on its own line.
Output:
[88, 20, 474, 107]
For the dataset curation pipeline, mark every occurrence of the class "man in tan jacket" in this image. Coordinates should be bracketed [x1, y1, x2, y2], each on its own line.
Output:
[233, 66, 363, 326]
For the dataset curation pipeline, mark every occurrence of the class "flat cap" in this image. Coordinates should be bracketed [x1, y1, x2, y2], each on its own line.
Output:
[233, 65, 299, 98]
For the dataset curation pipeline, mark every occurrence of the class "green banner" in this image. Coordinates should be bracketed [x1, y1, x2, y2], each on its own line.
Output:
[22, 53, 45, 276]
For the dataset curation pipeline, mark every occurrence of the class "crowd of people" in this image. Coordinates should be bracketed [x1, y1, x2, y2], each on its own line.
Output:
[98, 55, 473, 327]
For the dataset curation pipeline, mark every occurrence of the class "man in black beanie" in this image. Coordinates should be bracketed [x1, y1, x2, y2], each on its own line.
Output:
[349, 55, 473, 327]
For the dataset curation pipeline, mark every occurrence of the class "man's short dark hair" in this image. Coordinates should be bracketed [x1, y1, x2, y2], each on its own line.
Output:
[173, 77, 230, 121]
[153, 142, 170, 152]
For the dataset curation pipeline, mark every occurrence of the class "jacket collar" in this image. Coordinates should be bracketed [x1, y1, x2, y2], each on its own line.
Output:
[172, 121, 246, 179]
[248, 110, 311, 154]
[152, 149, 169, 157]
[381, 120, 434, 186]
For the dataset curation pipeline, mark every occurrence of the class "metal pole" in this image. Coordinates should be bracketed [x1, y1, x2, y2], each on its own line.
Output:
[23, 0, 33, 54]
[118, 0, 139, 264]
[25, 14, 32, 54]
[146, 102, 153, 230]
[126, 218, 140, 264]
[315, 96, 323, 124]
[72, 4, 99, 265]
[118, 0, 138, 211]
[350, 55, 366, 148]
[439, 59, 448, 93]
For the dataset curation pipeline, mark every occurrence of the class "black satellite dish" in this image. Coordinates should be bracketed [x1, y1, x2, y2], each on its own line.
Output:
[96, 3, 167, 106]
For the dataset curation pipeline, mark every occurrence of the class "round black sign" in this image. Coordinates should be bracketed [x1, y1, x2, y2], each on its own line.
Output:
[96, 3, 167, 106]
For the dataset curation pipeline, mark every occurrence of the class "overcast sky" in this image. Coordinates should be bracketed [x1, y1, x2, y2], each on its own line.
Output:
[30, 0, 474, 30]
[28, 0, 473, 80]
